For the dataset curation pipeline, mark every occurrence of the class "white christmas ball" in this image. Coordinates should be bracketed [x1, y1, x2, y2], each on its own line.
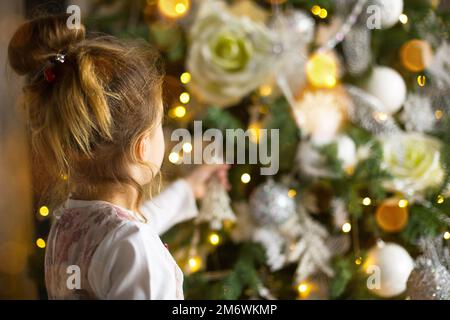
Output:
[369, 0, 404, 29]
[364, 241, 414, 298]
[364, 66, 406, 114]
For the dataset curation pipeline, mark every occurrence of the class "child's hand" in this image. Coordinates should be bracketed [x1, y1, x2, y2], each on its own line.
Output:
[185, 164, 230, 199]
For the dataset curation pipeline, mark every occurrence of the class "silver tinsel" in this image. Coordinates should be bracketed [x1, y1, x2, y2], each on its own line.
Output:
[406, 237, 450, 300]
[249, 180, 296, 226]
[401, 94, 436, 133]
[345, 85, 400, 135]
[343, 25, 372, 75]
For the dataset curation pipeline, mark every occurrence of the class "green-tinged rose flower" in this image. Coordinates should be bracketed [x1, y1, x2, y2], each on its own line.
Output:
[187, 1, 275, 107]
[381, 133, 445, 195]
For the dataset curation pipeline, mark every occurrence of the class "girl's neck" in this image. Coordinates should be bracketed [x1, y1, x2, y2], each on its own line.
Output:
[71, 184, 139, 212]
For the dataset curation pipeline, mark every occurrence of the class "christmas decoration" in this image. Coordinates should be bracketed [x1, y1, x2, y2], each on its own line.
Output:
[364, 241, 414, 298]
[363, 66, 407, 115]
[305, 52, 339, 89]
[375, 198, 409, 233]
[380, 133, 445, 195]
[292, 88, 348, 145]
[197, 177, 236, 230]
[249, 180, 296, 226]
[343, 25, 372, 75]
[407, 237, 450, 300]
[401, 94, 436, 133]
[400, 39, 434, 72]
[186, 0, 275, 107]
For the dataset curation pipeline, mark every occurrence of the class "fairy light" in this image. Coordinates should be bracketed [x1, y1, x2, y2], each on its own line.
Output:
[168, 152, 180, 164]
[248, 122, 262, 143]
[342, 222, 352, 233]
[36, 238, 46, 249]
[435, 110, 444, 120]
[171, 105, 186, 118]
[362, 197, 372, 206]
[311, 5, 321, 16]
[259, 84, 273, 97]
[373, 111, 388, 122]
[179, 92, 190, 104]
[398, 199, 409, 208]
[318, 8, 328, 19]
[241, 173, 251, 184]
[288, 189, 297, 198]
[158, 0, 190, 19]
[436, 195, 445, 204]
[399, 13, 408, 24]
[297, 281, 312, 298]
[417, 75, 426, 87]
[180, 72, 191, 84]
[182, 142, 193, 153]
[188, 256, 202, 272]
[355, 257, 362, 265]
[444, 231, 450, 240]
[208, 232, 221, 246]
[60, 173, 68, 181]
[39, 206, 49, 217]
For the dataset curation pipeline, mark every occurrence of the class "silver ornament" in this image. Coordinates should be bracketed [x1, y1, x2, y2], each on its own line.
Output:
[343, 25, 372, 75]
[406, 237, 450, 300]
[249, 180, 296, 226]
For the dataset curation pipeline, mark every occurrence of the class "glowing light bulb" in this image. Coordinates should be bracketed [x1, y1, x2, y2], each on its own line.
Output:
[342, 222, 352, 233]
[398, 199, 408, 208]
[188, 256, 202, 272]
[306, 52, 338, 89]
[36, 238, 46, 249]
[208, 232, 220, 246]
[362, 197, 372, 206]
[248, 122, 262, 143]
[355, 257, 362, 265]
[168, 152, 180, 164]
[417, 75, 426, 87]
[171, 105, 186, 118]
[297, 281, 312, 298]
[180, 72, 191, 84]
[436, 195, 445, 204]
[179, 92, 190, 104]
[399, 14, 408, 24]
[444, 231, 450, 240]
[241, 173, 251, 184]
[318, 8, 328, 19]
[39, 206, 49, 217]
[288, 189, 297, 198]
[435, 110, 444, 120]
[311, 5, 321, 16]
[158, 0, 190, 19]
[259, 84, 273, 97]
[182, 142, 193, 153]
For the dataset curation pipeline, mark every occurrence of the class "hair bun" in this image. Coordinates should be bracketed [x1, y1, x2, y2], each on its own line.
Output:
[8, 14, 85, 76]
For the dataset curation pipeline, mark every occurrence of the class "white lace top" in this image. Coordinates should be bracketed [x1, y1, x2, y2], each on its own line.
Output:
[45, 180, 198, 300]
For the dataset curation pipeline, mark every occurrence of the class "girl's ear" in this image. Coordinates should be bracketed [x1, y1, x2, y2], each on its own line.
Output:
[135, 132, 151, 162]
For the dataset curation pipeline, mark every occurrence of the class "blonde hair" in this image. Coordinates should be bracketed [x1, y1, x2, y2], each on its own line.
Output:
[8, 14, 164, 214]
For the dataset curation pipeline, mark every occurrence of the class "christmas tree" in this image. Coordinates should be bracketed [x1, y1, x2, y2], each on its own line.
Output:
[30, 0, 450, 299]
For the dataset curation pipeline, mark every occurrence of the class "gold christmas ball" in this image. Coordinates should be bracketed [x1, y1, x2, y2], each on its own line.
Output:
[375, 198, 409, 233]
[306, 52, 338, 89]
[400, 39, 433, 72]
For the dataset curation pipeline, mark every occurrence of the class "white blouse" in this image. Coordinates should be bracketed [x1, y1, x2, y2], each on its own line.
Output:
[45, 179, 198, 300]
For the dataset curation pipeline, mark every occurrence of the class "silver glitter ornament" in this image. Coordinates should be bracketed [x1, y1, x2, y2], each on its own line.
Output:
[249, 180, 296, 226]
[406, 237, 450, 300]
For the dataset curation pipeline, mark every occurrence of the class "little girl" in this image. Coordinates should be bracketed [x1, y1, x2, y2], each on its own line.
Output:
[8, 14, 228, 299]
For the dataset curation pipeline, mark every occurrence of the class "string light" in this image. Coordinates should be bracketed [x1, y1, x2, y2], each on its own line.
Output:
[417, 75, 426, 87]
[39, 206, 49, 217]
[158, 0, 190, 19]
[342, 222, 352, 233]
[179, 92, 190, 104]
[248, 122, 262, 143]
[398, 199, 408, 208]
[355, 257, 362, 265]
[208, 232, 221, 246]
[36, 238, 46, 249]
[435, 110, 444, 120]
[373, 111, 388, 122]
[436, 195, 445, 204]
[188, 256, 202, 273]
[297, 281, 312, 298]
[168, 152, 181, 164]
[362, 197, 372, 206]
[241, 173, 251, 184]
[399, 13, 408, 24]
[170, 105, 186, 118]
[288, 189, 297, 198]
[259, 84, 273, 97]
[182, 142, 193, 153]
[180, 72, 191, 84]
[444, 231, 450, 240]
[311, 5, 321, 16]
[318, 8, 328, 19]
[306, 52, 338, 89]
[60, 173, 68, 181]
